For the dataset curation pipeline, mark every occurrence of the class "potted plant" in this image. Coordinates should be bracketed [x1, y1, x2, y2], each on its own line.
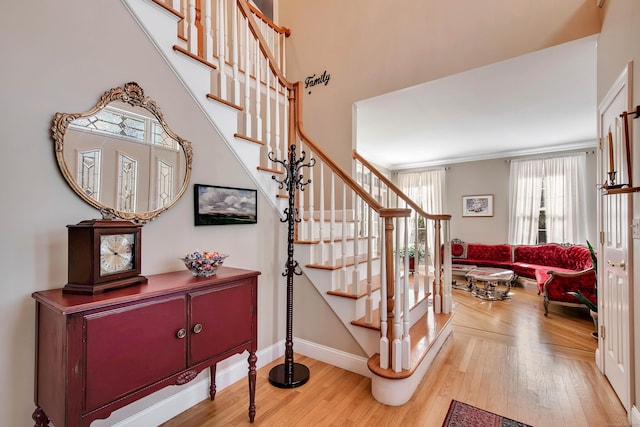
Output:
[398, 245, 426, 273]
[566, 240, 598, 339]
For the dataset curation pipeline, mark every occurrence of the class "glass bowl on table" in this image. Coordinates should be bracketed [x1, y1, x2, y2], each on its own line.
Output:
[180, 250, 228, 277]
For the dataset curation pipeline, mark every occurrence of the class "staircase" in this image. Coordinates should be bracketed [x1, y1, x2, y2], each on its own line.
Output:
[122, 0, 455, 406]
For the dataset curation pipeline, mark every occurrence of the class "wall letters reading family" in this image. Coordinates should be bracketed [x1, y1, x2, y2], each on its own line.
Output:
[304, 70, 331, 94]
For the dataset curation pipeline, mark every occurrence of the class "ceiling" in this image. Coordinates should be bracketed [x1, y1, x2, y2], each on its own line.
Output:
[354, 35, 598, 171]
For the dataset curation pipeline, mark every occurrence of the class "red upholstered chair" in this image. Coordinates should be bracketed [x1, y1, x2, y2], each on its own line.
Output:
[542, 268, 596, 316]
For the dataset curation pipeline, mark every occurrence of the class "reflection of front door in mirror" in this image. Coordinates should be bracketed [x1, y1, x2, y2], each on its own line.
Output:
[52, 82, 192, 223]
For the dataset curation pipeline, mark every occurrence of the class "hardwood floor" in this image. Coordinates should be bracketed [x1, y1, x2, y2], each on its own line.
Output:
[161, 280, 629, 427]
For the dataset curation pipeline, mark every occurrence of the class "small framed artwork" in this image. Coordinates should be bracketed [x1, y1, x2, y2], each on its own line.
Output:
[462, 194, 494, 217]
[194, 184, 257, 225]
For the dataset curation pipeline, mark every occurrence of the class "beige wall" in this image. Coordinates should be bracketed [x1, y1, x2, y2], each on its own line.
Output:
[0, 2, 292, 425]
[279, 0, 602, 171]
[443, 150, 598, 245]
[597, 0, 640, 413]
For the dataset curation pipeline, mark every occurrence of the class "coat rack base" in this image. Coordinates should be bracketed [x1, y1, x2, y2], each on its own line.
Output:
[268, 363, 310, 388]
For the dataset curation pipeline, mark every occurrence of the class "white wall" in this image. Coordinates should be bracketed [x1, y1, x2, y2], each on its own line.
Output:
[0, 2, 290, 426]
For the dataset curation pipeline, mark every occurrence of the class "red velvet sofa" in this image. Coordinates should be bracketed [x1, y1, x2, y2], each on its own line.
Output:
[450, 239, 596, 316]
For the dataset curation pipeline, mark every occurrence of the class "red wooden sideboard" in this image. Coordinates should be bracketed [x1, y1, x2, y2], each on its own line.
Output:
[31, 267, 260, 427]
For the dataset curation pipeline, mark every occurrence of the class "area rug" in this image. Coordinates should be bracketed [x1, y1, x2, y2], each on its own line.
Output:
[442, 400, 533, 427]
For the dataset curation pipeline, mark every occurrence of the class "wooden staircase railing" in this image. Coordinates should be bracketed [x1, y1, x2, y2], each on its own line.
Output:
[147, 0, 451, 375]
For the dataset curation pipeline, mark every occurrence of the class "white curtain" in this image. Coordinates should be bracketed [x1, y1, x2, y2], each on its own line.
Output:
[508, 153, 587, 245]
[508, 159, 543, 245]
[397, 168, 446, 265]
[544, 153, 588, 244]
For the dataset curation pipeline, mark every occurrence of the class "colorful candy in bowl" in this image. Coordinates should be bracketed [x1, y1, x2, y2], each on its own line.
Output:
[180, 250, 228, 277]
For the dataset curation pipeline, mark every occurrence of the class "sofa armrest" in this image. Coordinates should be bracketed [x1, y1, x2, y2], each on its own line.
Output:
[542, 267, 596, 316]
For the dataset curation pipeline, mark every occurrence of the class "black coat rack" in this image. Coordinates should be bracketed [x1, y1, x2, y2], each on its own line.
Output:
[268, 144, 315, 388]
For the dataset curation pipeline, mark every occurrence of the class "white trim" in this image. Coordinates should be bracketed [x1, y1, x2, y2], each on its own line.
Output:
[631, 404, 640, 426]
[293, 337, 371, 378]
[93, 342, 285, 427]
[370, 321, 453, 405]
[392, 139, 598, 170]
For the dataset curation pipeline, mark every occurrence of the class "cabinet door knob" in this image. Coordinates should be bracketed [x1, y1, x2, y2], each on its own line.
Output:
[193, 323, 203, 334]
[176, 328, 187, 339]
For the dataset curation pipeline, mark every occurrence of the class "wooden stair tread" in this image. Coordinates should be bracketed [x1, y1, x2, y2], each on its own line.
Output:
[327, 275, 382, 299]
[367, 305, 455, 380]
[349, 279, 432, 329]
[172, 44, 217, 70]
[306, 254, 380, 270]
[295, 235, 369, 245]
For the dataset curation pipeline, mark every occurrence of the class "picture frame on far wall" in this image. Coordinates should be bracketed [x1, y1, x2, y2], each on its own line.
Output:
[194, 184, 257, 225]
[462, 194, 494, 217]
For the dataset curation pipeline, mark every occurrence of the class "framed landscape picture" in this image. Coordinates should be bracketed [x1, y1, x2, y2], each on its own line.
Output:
[462, 194, 493, 217]
[194, 184, 257, 225]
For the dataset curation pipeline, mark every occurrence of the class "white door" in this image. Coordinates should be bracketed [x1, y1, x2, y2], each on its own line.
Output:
[598, 65, 632, 412]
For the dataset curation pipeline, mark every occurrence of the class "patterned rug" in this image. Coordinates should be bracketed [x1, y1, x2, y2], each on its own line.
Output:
[442, 400, 533, 427]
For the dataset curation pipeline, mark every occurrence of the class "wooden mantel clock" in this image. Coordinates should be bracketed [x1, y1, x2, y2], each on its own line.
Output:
[63, 219, 147, 294]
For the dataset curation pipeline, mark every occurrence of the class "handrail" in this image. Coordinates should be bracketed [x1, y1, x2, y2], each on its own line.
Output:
[246, 2, 291, 36]
[237, 0, 392, 216]
[237, 0, 292, 90]
[293, 83, 387, 213]
[353, 150, 452, 222]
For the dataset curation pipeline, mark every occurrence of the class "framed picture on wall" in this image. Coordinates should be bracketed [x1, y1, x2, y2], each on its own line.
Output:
[194, 184, 257, 225]
[462, 194, 494, 217]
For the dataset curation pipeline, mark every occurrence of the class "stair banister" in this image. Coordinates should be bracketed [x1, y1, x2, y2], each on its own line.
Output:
[352, 150, 453, 313]
[159, 0, 416, 370]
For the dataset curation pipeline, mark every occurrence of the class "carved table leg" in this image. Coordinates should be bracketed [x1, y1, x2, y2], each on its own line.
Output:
[32, 406, 50, 427]
[248, 351, 257, 423]
[209, 364, 217, 401]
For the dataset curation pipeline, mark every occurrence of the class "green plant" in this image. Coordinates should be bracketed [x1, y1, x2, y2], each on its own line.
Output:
[566, 240, 598, 313]
[397, 245, 426, 260]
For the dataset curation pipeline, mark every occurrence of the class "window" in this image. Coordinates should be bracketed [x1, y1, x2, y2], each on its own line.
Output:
[537, 179, 546, 244]
[508, 154, 587, 245]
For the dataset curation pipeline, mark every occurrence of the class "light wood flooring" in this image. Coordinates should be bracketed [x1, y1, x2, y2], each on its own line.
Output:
[162, 280, 629, 427]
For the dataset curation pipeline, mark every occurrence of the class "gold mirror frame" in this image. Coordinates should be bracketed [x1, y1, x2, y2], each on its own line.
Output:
[52, 82, 193, 224]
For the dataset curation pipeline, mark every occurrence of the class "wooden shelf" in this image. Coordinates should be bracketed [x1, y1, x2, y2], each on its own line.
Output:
[605, 186, 640, 195]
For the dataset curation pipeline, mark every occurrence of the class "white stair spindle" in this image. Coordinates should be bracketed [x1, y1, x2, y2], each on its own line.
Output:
[318, 163, 325, 264]
[203, 0, 213, 62]
[402, 216, 411, 370]
[392, 217, 403, 373]
[231, 1, 240, 103]
[340, 183, 348, 292]
[265, 61, 272, 169]
[243, 22, 252, 136]
[442, 220, 452, 313]
[352, 193, 363, 305]
[187, 0, 197, 54]
[328, 173, 336, 266]
[217, 0, 227, 99]
[434, 219, 442, 313]
[379, 232, 389, 370]
[254, 45, 262, 141]
[274, 79, 282, 169]
[307, 148, 315, 260]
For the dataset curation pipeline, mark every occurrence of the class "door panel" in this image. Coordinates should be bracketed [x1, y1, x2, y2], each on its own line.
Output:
[189, 280, 254, 365]
[599, 67, 632, 411]
[84, 296, 187, 412]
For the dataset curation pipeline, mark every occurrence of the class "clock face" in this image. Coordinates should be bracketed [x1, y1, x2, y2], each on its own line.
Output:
[100, 233, 135, 276]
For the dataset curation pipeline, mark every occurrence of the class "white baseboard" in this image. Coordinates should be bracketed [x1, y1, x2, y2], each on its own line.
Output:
[92, 342, 285, 427]
[631, 404, 640, 426]
[293, 337, 371, 378]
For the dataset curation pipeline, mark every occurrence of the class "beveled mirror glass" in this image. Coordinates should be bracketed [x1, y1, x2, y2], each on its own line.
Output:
[52, 82, 193, 223]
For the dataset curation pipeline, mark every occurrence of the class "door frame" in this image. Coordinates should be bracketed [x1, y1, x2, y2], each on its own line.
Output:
[596, 61, 635, 414]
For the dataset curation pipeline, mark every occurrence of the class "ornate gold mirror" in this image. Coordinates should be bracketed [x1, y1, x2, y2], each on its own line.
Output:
[52, 82, 193, 223]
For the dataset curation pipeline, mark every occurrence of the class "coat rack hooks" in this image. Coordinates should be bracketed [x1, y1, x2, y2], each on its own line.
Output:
[620, 105, 640, 119]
